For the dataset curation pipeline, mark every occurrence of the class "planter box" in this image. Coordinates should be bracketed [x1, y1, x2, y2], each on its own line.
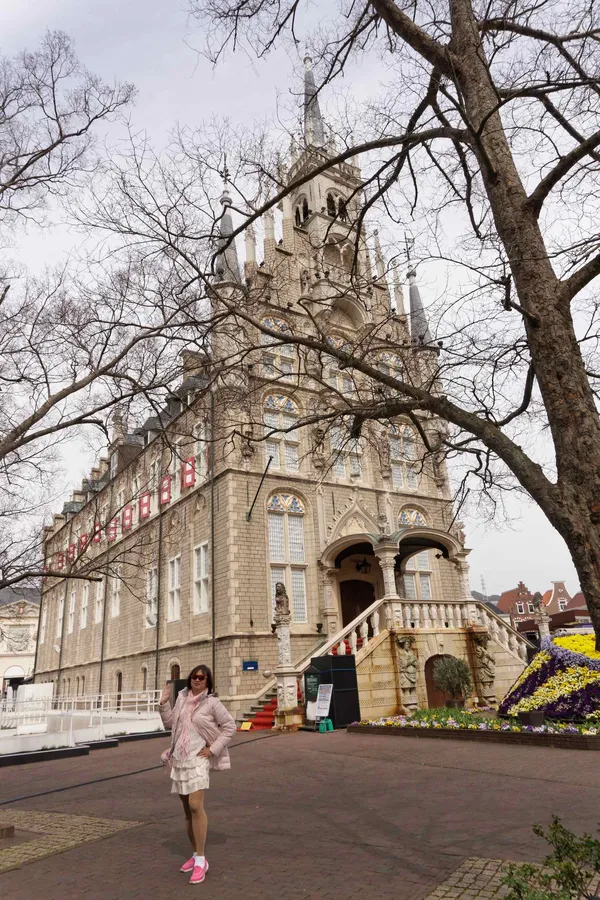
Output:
[518, 711, 545, 727]
[347, 724, 600, 750]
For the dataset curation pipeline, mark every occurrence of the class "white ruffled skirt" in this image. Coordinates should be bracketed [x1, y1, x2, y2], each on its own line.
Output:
[170, 755, 210, 795]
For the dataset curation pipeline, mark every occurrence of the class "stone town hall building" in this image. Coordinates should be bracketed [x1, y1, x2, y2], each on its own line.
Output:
[33, 61, 528, 718]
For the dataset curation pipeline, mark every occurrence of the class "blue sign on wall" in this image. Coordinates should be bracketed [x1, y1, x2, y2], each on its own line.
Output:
[242, 660, 259, 671]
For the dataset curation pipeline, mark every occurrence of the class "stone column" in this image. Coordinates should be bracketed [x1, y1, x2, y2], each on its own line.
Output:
[272, 582, 303, 731]
[319, 565, 340, 637]
[374, 542, 401, 601]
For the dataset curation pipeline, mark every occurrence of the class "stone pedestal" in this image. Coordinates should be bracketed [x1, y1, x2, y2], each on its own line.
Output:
[273, 582, 303, 730]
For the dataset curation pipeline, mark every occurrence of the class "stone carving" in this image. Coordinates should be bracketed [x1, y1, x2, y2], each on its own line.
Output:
[473, 632, 496, 702]
[532, 591, 543, 612]
[274, 582, 291, 622]
[395, 634, 418, 712]
[532, 591, 551, 639]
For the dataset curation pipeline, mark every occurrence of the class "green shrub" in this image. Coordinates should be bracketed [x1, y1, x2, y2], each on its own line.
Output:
[502, 816, 600, 899]
[432, 656, 473, 700]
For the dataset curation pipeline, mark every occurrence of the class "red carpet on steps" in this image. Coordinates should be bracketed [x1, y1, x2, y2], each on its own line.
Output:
[239, 697, 278, 731]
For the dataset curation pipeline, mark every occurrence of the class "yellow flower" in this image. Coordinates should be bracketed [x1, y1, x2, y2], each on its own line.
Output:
[554, 635, 600, 660]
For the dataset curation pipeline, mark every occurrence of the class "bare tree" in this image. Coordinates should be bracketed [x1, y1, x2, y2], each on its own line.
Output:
[78, 0, 600, 645]
[0, 32, 209, 593]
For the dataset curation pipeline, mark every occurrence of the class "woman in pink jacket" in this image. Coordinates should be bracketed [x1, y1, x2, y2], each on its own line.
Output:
[158, 664, 236, 885]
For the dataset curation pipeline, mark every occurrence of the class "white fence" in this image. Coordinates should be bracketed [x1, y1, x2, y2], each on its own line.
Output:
[0, 690, 165, 753]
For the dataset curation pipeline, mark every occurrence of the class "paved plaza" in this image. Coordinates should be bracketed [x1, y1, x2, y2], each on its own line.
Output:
[1, 730, 600, 899]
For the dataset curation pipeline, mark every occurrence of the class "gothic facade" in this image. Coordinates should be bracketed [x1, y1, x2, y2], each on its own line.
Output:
[33, 60, 526, 715]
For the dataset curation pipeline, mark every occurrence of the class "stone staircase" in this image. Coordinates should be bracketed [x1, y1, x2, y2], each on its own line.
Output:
[236, 688, 278, 731]
[234, 596, 532, 728]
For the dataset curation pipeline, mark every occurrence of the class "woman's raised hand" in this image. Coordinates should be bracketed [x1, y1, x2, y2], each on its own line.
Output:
[160, 683, 171, 705]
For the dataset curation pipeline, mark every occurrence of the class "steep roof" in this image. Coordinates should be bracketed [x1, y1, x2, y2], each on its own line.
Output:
[497, 581, 532, 613]
[567, 591, 588, 611]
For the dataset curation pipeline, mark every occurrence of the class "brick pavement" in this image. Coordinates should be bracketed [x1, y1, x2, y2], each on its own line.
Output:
[1, 730, 600, 900]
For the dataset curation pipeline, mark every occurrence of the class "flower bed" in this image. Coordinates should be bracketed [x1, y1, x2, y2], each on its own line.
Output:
[498, 635, 600, 720]
[347, 706, 600, 748]
[352, 706, 599, 735]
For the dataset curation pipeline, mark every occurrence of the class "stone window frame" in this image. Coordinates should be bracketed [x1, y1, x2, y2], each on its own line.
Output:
[167, 555, 181, 622]
[192, 542, 210, 615]
[263, 394, 301, 474]
[260, 317, 295, 382]
[266, 492, 308, 623]
[389, 423, 419, 492]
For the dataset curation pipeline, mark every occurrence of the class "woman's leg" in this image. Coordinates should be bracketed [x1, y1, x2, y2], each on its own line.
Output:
[178, 794, 195, 851]
[187, 790, 208, 856]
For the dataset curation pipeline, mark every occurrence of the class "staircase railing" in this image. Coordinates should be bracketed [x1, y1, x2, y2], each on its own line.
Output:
[389, 598, 531, 662]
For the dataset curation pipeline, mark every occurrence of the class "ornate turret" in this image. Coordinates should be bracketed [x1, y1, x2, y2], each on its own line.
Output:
[215, 186, 242, 283]
[408, 265, 432, 345]
[304, 56, 326, 148]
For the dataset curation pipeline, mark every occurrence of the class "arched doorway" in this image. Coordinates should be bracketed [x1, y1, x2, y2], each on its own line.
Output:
[424, 654, 459, 708]
[116, 671, 123, 710]
[340, 580, 375, 628]
[170, 663, 181, 681]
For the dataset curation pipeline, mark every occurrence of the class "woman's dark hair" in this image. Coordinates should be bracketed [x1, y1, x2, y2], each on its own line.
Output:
[186, 664, 213, 694]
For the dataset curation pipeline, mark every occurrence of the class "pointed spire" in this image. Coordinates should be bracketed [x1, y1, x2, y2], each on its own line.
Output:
[373, 230, 385, 280]
[408, 265, 432, 345]
[215, 172, 242, 283]
[304, 55, 326, 148]
[393, 269, 406, 316]
[245, 222, 256, 265]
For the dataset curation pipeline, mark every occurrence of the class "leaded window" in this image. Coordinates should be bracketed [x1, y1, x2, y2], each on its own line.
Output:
[267, 494, 307, 622]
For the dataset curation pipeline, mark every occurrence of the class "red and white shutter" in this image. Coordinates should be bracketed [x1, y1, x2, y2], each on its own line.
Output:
[79, 533, 88, 552]
[159, 475, 171, 505]
[139, 492, 151, 519]
[93, 522, 102, 543]
[182, 457, 195, 489]
[122, 506, 133, 531]
[57, 552, 65, 570]
[107, 519, 118, 541]
[67, 543, 76, 562]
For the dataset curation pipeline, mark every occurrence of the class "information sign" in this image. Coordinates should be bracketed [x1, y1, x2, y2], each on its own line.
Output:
[314, 683, 333, 719]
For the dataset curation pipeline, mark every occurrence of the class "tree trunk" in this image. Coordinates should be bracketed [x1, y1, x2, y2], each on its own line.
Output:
[448, 0, 600, 648]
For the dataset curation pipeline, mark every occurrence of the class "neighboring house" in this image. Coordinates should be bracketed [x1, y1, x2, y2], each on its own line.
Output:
[0, 586, 41, 693]
[497, 582, 536, 628]
[542, 581, 572, 615]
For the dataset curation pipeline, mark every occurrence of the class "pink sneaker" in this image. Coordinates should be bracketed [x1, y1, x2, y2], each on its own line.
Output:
[180, 856, 195, 873]
[189, 860, 209, 884]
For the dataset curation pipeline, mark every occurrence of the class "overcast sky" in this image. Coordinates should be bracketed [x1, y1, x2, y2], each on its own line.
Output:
[2, 1, 580, 598]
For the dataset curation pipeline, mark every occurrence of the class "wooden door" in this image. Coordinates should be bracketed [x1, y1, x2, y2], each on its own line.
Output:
[340, 580, 375, 627]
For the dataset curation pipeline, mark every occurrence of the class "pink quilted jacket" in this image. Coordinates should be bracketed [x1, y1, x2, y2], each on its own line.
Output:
[159, 689, 236, 771]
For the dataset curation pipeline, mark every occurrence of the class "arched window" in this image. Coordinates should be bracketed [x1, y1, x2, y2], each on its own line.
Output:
[141, 666, 148, 691]
[378, 352, 404, 379]
[338, 198, 347, 221]
[325, 335, 355, 395]
[326, 193, 336, 217]
[76, 676, 80, 696]
[323, 242, 341, 272]
[264, 395, 300, 473]
[267, 494, 307, 622]
[261, 317, 294, 381]
[330, 424, 362, 480]
[170, 663, 180, 681]
[342, 245, 358, 273]
[390, 425, 419, 491]
[302, 198, 309, 221]
[398, 507, 427, 527]
[295, 207, 302, 227]
[403, 550, 432, 601]
[81, 675, 85, 696]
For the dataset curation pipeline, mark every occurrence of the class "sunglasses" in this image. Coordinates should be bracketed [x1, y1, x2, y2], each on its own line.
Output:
[191, 674, 207, 681]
